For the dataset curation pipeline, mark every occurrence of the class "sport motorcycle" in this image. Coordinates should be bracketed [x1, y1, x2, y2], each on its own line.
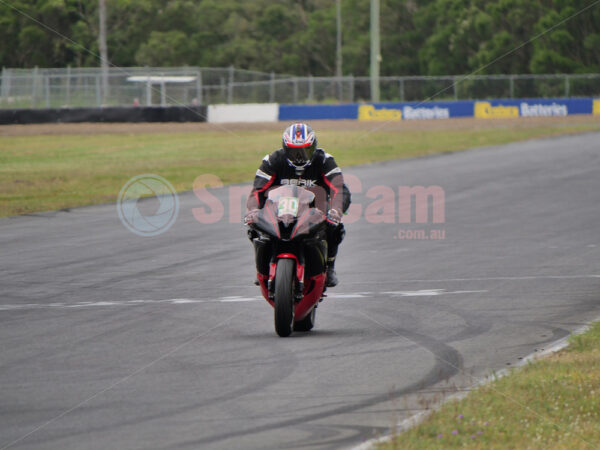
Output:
[248, 185, 328, 337]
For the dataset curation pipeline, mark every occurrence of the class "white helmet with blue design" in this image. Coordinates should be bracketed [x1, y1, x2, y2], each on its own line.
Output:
[282, 123, 317, 169]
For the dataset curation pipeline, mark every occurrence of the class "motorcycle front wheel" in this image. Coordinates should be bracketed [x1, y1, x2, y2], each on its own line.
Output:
[274, 259, 295, 337]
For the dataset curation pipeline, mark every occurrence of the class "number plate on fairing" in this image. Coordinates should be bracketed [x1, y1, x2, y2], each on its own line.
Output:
[277, 197, 299, 217]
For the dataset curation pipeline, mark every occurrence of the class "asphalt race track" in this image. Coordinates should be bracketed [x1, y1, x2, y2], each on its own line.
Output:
[1, 132, 599, 450]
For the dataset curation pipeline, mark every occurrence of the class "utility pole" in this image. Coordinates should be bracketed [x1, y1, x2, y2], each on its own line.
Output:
[370, 0, 380, 103]
[336, 0, 343, 100]
[98, 0, 109, 105]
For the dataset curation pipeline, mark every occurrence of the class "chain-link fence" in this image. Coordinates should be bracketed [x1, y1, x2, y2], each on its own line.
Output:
[1, 67, 599, 108]
[0, 66, 288, 109]
[232, 74, 600, 104]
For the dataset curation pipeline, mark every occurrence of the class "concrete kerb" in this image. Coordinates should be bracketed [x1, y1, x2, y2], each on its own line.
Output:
[351, 315, 600, 450]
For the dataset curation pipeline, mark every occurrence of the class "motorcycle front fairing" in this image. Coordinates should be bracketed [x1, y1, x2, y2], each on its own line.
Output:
[252, 185, 326, 241]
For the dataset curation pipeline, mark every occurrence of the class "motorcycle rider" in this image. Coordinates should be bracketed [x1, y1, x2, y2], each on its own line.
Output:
[245, 123, 350, 287]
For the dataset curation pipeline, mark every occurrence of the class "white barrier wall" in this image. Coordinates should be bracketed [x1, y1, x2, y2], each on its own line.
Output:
[207, 103, 279, 123]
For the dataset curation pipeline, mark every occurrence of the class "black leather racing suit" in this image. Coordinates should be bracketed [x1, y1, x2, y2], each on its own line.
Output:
[246, 147, 350, 270]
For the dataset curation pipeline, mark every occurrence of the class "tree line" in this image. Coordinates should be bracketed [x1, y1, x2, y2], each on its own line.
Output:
[1, 0, 599, 75]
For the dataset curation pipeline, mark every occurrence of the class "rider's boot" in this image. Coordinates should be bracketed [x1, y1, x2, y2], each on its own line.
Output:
[326, 257, 338, 287]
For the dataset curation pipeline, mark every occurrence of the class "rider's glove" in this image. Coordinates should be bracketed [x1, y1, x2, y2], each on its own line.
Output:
[247, 228, 259, 241]
[326, 208, 342, 226]
[244, 209, 260, 226]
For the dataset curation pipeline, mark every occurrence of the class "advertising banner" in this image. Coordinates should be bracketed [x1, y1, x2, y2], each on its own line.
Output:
[278, 98, 597, 123]
[474, 98, 593, 119]
[357, 101, 474, 121]
[278, 104, 359, 121]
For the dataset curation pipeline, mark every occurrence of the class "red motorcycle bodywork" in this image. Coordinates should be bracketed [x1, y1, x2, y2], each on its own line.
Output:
[253, 186, 328, 322]
[258, 255, 326, 321]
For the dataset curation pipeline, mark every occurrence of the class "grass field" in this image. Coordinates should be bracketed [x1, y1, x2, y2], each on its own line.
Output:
[379, 321, 600, 449]
[1, 117, 600, 217]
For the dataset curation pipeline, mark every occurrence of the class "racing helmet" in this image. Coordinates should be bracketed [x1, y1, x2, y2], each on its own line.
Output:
[282, 123, 317, 167]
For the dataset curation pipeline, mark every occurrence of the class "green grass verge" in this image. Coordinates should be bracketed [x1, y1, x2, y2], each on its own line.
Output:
[1, 122, 600, 217]
[379, 321, 600, 449]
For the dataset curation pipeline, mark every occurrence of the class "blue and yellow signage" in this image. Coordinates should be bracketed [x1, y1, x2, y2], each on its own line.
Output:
[278, 99, 595, 122]
[474, 101, 519, 119]
[358, 105, 402, 121]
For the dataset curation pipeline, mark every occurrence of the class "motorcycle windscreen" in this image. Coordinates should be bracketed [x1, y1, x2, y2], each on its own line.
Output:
[254, 185, 326, 239]
[253, 186, 308, 238]
[266, 185, 314, 207]
[281, 185, 326, 239]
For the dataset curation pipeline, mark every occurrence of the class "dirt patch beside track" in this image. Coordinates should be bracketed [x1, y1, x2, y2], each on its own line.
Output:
[1, 115, 598, 136]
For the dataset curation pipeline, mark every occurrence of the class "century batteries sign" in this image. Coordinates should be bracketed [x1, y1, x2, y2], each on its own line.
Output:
[277, 98, 597, 122]
[474, 99, 592, 118]
[474, 102, 519, 118]
[358, 105, 402, 121]
[358, 104, 451, 120]
[357, 101, 473, 121]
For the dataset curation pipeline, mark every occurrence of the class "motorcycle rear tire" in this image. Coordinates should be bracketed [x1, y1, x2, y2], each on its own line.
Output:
[294, 307, 316, 332]
[274, 259, 295, 337]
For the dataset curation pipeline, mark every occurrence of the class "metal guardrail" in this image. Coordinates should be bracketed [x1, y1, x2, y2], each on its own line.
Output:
[1, 67, 599, 108]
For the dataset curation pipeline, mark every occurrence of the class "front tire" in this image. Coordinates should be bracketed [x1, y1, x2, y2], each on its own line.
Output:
[274, 259, 295, 337]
